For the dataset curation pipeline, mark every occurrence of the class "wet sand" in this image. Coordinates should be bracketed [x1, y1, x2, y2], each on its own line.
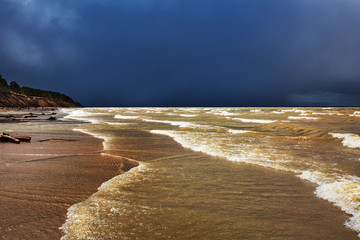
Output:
[0, 129, 137, 239]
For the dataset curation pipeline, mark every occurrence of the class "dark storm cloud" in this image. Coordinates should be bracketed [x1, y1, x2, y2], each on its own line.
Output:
[1, 0, 360, 106]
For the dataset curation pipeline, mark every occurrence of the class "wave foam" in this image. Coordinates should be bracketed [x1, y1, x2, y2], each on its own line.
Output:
[231, 118, 276, 124]
[106, 122, 131, 126]
[281, 108, 307, 114]
[150, 130, 294, 172]
[299, 171, 360, 236]
[250, 109, 262, 113]
[350, 111, 360, 117]
[114, 115, 139, 119]
[73, 128, 110, 150]
[208, 110, 237, 116]
[330, 133, 360, 148]
[180, 114, 197, 117]
[60, 163, 147, 240]
[62, 109, 102, 124]
[228, 129, 252, 134]
[288, 116, 319, 120]
[143, 118, 212, 129]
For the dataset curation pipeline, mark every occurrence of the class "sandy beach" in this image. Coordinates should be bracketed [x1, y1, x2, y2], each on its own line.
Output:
[0, 125, 137, 239]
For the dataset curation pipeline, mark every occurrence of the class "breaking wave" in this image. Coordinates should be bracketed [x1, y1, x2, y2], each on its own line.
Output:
[288, 116, 319, 120]
[299, 171, 360, 236]
[227, 129, 253, 134]
[150, 128, 360, 238]
[231, 118, 276, 124]
[114, 115, 139, 119]
[60, 163, 148, 240]
[62, 109, 103, 124]
[142, 118, 213, 129]
[330, 133, 360, 149]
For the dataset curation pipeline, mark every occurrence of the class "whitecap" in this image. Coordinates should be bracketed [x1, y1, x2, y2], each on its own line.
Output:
[231, 118, 276, 124]
[250, 109, 262, 113]
[114, 115, 139, 119]
[105, 122, 132, 126]
[227, 129, 253, 134]
[143, 119, 209, 129]
[330, 133, 360, 149]
[210, 111, 237, 116]
[288, 116, 319, 120]
[350, 111, 360, 117]
[62, 109, 103, 124]
[180, 114, 198, 117]
[299, 171, 360, 236]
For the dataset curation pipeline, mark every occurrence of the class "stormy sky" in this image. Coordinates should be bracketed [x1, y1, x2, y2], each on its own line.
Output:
[1, 0, 360, 106]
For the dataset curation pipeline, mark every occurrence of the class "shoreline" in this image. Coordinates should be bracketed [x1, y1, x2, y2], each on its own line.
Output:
[0, 121, 137, 239]
[1, 107, 359, 239]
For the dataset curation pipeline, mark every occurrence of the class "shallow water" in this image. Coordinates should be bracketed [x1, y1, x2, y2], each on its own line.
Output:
[60, 107, 360, 239]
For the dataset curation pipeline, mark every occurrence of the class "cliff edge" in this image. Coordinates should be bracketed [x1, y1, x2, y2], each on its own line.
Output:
[0, 74, 81, 108]
[0, 88, 81, 108]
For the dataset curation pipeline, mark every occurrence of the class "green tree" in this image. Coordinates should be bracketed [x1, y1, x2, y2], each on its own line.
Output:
[0, 75, 8, 88]
[9, 81, 21, 92]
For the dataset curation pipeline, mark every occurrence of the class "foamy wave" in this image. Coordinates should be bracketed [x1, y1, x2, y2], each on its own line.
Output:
[281, 108, 307, 114]
[151, 128, 360, 237]
[288, 116, 319, 120]
[143, 118, 211, 129]
[73, 128, 110, 150]
[309, 112, 344, 116]
[250, 109, 262, 113]
[60, 163, 147, 240]
[62, 109, 102, 124]
[114, 115, 139, 119]
[310, 112, 334, 116]
[280, 109, 294, 113]
[271, 111, 285, 114]
[350, 111, 360, 117]
[298, 170, 333, 185]
[208, 110, 237, 116]
[106, 122, 131, 126]
[231, 118, 276, 124]
[180, 114, 197, 117]
[299, 171, 360, 236]
[150, 130, 294, 172]
[227, 129, 252, 134]
[330, 133, 360, 148]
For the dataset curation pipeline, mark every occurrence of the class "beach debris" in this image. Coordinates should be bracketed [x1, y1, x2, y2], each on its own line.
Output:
[13, 136, 31, 142]
[0, 133, 20, 144]
[38, 138, 77, 142]
[0, 110, 60, 122]
[1, 132, 31, 143]
[0, 114, 14, 118]
[23, 113, 38, 118]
